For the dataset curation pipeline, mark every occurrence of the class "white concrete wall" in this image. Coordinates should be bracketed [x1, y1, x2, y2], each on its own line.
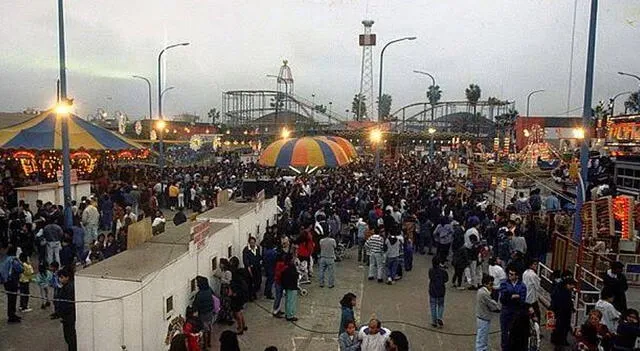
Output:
[76, 223, 240, 350]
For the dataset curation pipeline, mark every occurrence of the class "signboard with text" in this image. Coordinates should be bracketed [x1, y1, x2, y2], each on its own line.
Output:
[190, 221, 211, 251]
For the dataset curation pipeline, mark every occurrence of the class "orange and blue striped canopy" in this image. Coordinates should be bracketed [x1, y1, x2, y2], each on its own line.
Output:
[0, 109, 144, 151]
[314, 136, 357, 160]
[259, 137, 350, 168]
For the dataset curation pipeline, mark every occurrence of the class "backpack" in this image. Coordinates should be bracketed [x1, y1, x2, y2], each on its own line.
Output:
[0, 257, 23, 284]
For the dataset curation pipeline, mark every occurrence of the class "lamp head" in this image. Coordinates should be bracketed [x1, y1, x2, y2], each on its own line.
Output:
[281, 127, 291, 139]
[155, 120, 166, 130]
[370, 129, 383, 143]
[573, 127, 585, 140]
[428, 127, 436, 135]
[55, 99, 73, 115]
[406, 36, 417, 40]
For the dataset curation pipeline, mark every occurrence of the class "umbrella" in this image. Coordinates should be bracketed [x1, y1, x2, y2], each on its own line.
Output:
[314, 136, 357, 160]
[0, 109, 144, 151]
[259, 137, 350, 169]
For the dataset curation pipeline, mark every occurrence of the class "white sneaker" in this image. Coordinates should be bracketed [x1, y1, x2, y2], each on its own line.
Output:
[21, 308, 33, 313]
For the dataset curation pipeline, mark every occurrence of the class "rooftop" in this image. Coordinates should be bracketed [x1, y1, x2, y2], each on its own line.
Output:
[198, 201, 257, 220]
[77, 222, 231, 282]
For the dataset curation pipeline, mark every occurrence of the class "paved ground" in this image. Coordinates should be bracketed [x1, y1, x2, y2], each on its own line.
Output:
[3, 242, 638, 350]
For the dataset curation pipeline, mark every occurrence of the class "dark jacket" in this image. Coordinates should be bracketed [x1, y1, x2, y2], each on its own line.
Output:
[56, 281, 76, 323]
[603, 271, 628, 312]
[428, 266, 449, 298]
[339, 306, 355, 334]
[193, 279, 214, 314]
[281, 264, 299, 291]
[550, 287, 573, 323]
[242, 246, 262, 269]
[499, 279, 527, 313]
[173, 211, 187, 226]
[262, 247, 277, 274]
[614, 321, 640, 350]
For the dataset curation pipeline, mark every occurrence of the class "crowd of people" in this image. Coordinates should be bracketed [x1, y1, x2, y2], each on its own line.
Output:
[1, 151, 639, 351]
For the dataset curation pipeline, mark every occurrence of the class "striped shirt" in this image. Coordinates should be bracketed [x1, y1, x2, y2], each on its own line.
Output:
[365, 234, 385, 254]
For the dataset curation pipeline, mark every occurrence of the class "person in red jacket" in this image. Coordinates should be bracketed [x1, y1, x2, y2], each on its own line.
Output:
[182, 306, 202, 351]
[296, 225, 315, 283]
[272, 254, 288, 318]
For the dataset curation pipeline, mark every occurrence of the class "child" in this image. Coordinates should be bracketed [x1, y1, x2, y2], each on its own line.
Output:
[18, 253, 34, 312]
[34, 263, 53, 309]
[527, 306, 540, 351]
[49, 261, 62, 319]
[451, 245, 468, 290]
[183, 306, 202, 351]
[338, 320, 361, 351]
[428, 256, 449, 328]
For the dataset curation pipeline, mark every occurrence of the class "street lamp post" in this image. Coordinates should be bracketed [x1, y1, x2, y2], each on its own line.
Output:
[618, 71, 640, 84]
[157, 42, 189, 169]
[312, 93, 316, 121]
[56, 0, 73, 229]
[413, 70, 436, 123]
[132, 75, 153, 120]
[575, 0, 599, 242]
[526, 89, 545, 117]
[428, 127, 436, 158]
[609, 91, 632, 117]
[377, 36, 416, 176]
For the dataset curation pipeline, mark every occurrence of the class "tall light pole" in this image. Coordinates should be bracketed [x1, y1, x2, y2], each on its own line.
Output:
[161, 86, 175, 102]
[377, 36, 416, 176]
[132, 75, 153, 120]
[428, 127, 436, 158]
[378, 36, 416, 121]
[526, 89, 545, 117]
[574, 0, 598, 242]
[413, 70, 436, 123]
[56, 0, 73, 229]
[609, 91, 632, 117]
[157, 42, 189, 169]
[267, 74, 288, 127]
[312, 93, 316, 121]
[618, 71, 640, 84]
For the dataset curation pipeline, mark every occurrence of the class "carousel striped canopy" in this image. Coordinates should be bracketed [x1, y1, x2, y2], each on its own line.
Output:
[314, 136, 357, 160]
[0, 109, 144, 151]
[259, 137, 350, 168]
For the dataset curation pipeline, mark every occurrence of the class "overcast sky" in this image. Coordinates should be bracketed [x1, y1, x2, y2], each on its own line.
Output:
[1, 0, 639, 121]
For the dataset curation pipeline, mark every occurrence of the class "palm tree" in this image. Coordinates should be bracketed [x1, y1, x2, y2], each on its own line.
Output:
[207, 108, 220, 125]
[465, 84, 482, 135]
[378, 94, 393, 120]
[625, 91, 640, 113]
[426, 85, 442, 122]
[351, 94, 367, 121]
[486, 96, 504, 121]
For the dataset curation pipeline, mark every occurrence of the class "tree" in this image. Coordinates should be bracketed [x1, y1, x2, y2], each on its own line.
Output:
[486, 96, 506, 120]
[426, 85, 442, 121]
[351, 94, 367, 121]
[465, 84, 482, 135]
[207, 108, 220, 125]
[625, 91, 640, 113]
[378, 93, 393, 120]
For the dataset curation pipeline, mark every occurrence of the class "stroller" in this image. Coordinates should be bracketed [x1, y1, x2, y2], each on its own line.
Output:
[294, 257, 309, 296]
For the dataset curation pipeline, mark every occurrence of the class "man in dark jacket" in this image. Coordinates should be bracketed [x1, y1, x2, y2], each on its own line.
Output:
[428, 257, 449, 328]
[603, 261, 628, 312]
[550, 277, 576, 348]
[0, 242, 21, 323]
[193, 276, 215, 349]
[262, 239, 277, 299]
[242, 237, 262, 301]
[499, 264, 527, 351]
[280, 255, 299, 322]
[57, 268, 76, 351]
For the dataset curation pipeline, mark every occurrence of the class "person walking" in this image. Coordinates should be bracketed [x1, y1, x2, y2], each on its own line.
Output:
[281, 254, 300, 322]
[272, 254, 287, 318]
[319, 233, 337, 288]
[522, 259, 542, 322]
[262, 239, 277, 299]
[475, 274, 501, 351]
[550, 277, 576, 348]
[18, 253, 34, 313]
[365, 228, 386, 283]
[57, 268, 77, 351]
[44, 221, 63, 265]
[0, 242, 22, 323]
[242, 236, 262, 301]
[499, 264, 527, 351]
[603, 261, 628, 313]
[81, 199, 100, 243]
[428, 256, 449, 328]
[385, 231, 403, 285]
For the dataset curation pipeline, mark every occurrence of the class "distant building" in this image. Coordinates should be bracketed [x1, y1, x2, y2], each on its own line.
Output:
[515, 116, 585, 151]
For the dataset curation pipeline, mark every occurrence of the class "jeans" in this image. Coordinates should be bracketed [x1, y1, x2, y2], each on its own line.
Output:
[386, 256, 399, 281]
[19, 282, 30, 309]
[284, 289, 298, 318]
[273, 284, 284, 313]
[500, 310, 515, 351]
[368, 252, 385, 280]
[4, 281, 18, 320]
[178, 194, 185, 208]
[429, 296, 445, 324]
[47, 241, 61, 265]
[319, 257, 335, 287]
[437, 243, 451, 263]
[452, 266, 464, 286]
[264, 270, 274, 297]
[357, 238, 365, 262]
[475, 317, 491, 351]
[40, 286, 50, 304]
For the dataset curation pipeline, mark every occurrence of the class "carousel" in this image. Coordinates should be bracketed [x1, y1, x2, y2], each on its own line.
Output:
[0, 109, 147, 207]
